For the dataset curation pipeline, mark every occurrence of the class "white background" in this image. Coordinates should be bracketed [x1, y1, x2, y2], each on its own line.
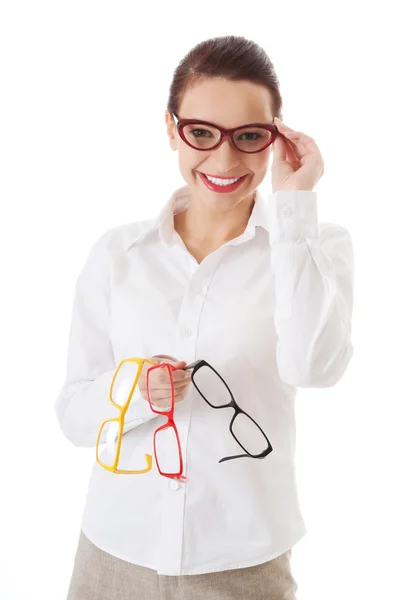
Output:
[1, 1, 399, 599]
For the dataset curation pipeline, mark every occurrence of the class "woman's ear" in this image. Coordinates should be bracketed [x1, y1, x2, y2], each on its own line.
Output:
[165, 110, 178, 151]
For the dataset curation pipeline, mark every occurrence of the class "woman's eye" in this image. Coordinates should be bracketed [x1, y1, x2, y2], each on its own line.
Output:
[237, 132, 261, 141]
[191, 128, 213, 138]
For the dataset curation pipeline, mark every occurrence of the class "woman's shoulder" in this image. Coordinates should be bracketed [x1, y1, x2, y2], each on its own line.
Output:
[92, 217, 157, 255]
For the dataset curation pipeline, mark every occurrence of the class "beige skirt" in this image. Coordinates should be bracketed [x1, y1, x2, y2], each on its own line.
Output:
[67, 530, 298, 600]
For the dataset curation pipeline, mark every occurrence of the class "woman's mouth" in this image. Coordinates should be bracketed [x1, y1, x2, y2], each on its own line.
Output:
[198, 172, 248, 193]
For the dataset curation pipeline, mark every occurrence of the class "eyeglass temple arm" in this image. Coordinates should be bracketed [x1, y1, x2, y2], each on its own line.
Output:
[219, 453, 254, 463]
[220, 449, 272, 462]
[184, 360, 202, 370]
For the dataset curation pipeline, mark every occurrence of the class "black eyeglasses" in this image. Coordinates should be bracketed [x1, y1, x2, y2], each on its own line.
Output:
[184, 360, 273, 463]
[171, 112, 278, 154]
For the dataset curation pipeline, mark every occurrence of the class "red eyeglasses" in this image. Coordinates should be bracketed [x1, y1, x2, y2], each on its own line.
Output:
[146, 362, 190, 483]
[172, 111, 278, 154]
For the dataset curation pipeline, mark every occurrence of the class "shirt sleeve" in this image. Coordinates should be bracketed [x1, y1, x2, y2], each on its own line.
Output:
[54, 229, 158, 448]
[267, 190, 354, 388]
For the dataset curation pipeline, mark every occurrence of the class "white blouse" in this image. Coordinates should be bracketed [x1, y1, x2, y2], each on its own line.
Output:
[55, 183, 354, 575]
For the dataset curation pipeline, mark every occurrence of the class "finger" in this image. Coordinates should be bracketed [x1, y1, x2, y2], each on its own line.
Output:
[155, 361, 187, 375]
[274, 120, 318, 158]
[149, 381, 190, 399]
[150, 381, 191, 399]
[149, 363, 175, 384]
[174, 390, 189, 403]
[155, 364, 190, 383]
[151, 399, 172, 409]
[171, 361, 187, 371]
[172, 370, 192, 383]
[278, 129, 308, 157]
[174, 377, 191, 388]
[149, 390, 173, 403]
[154, 358, 186, 368]
[271, 133, 287, 162]
[156, 369, 188, 385]
[274, 118, 308, 137]
[272, 134, 300, 173]
[283, 130, 315, 150]
[274, 118, 298, 134]
[274, 118, 298, 137]
[285, 139, 301, 168]
[273, 128, 301, 163]
[151, 388, 187, 406]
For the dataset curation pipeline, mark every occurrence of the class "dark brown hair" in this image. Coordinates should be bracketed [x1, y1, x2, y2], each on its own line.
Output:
[166, 35, 282, 120]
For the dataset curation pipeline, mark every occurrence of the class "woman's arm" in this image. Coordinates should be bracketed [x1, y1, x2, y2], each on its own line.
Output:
[54, 229, 158, 448]
[268, 190, 354, 388]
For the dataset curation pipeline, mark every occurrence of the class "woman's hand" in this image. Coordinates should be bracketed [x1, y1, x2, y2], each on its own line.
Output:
[138, 355, 191, 409]
[271, 118, 325, 193]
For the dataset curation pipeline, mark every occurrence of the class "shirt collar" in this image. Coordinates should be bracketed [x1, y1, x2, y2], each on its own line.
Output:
[125, 183, 269, 251]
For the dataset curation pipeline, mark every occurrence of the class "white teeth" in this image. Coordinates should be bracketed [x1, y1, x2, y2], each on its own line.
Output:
[204, 174, 241, 186]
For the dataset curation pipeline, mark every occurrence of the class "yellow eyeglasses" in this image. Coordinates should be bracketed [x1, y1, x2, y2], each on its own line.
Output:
[95, 357, 157, 474]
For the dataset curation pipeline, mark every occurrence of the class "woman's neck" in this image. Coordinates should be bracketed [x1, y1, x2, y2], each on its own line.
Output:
[174, 192, 255, 248]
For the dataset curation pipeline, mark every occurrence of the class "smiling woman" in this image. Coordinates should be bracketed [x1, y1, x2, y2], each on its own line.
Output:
[59, 34, 354, 600]
[163, 39, 284, 251]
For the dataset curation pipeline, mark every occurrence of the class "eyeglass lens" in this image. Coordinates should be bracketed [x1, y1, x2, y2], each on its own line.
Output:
[182, 123, 272, 152]
[147, 365, 182, 475]
[99, 420, 121, 467]
[111, 360, 140, 407]
[147, 365, 173, 413]
[231, 413, 271, 456]
[193, 365, 271, 455]
[154, 426, 181, 474]
[100, 419, 150, 472]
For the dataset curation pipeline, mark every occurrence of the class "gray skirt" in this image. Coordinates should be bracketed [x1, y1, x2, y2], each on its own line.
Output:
[67, 530, 298, 600]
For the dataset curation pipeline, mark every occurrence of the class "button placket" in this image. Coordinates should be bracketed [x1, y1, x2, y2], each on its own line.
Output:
[169, 480, 182, 491]
[192, 283, 204, 295]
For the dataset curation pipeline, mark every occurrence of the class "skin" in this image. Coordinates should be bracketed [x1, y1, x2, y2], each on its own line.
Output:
[165, 77, 281, 263]
[138, 356, 190, 408]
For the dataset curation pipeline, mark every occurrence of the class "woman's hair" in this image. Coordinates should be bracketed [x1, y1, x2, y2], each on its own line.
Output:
[166, 35, 282, 120]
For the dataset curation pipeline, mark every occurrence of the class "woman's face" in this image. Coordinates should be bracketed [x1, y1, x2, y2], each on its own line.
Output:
[165, 77, 275, 213]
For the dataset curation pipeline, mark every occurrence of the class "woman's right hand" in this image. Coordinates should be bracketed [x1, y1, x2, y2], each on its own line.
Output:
[137, 356, 191, 409]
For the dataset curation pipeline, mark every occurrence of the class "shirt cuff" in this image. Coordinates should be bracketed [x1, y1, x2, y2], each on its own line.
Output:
[268, 190, 318, 245]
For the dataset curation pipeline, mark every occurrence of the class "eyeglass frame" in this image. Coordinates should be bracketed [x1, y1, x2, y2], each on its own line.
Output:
[95, 357, 157, 475]
[184, 359, 273, 462]
[171, 111, 278, 154]
[96, 355, 273, 474]
[146, 362, 189, 483]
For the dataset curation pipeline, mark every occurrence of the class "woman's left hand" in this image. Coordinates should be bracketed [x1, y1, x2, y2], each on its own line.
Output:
[271, 118, 325, 193]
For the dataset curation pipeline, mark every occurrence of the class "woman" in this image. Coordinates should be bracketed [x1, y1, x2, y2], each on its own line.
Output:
[55, 35, 354, 600]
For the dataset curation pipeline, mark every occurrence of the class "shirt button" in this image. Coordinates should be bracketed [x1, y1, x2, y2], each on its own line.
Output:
[170, 480, 181, 491]
[282, 206, 291, 217]
[181, 327, 192, 338]
[192, 284, 202, 295]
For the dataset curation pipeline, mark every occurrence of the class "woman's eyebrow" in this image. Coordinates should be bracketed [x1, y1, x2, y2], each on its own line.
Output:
[199, 118, 273, 128]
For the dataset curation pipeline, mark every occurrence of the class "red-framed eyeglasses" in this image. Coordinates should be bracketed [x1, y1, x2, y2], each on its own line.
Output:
[171, 111, 278, 154]
[146, 362, 189, 484]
